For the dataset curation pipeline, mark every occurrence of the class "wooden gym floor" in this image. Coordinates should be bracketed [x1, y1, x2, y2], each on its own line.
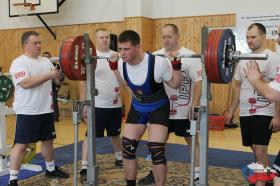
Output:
[5, 113, 279, 155]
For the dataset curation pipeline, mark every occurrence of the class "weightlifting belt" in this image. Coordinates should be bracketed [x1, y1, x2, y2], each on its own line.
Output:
[133, 88, 167, 103]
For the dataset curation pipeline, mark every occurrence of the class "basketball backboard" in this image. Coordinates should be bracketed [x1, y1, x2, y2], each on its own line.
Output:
[9, 0, 58, 17]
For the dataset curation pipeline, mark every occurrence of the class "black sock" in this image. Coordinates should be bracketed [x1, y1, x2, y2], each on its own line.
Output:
[126, 179, 136, 186]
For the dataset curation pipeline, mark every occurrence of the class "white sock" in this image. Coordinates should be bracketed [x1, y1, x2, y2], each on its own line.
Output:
[45, 160, 55, 172]
[115, 151, 122, 161]
[195, 167, 200, 179]
[82, 160, 88, 170]
[9, 169, 19, 181]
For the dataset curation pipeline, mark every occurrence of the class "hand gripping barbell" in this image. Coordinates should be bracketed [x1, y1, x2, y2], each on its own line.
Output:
[58, 29, 267, 83]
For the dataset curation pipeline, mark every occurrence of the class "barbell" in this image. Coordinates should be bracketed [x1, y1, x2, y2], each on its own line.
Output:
[57, 29, 267, 83]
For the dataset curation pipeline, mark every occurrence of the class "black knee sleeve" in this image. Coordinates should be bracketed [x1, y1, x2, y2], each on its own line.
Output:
[122, 137, 138, 160]
[148, 142, 167, 165]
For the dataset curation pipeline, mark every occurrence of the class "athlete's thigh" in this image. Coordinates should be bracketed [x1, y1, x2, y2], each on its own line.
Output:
[123, 123, 147, 140]
[147, 124, 168, 143]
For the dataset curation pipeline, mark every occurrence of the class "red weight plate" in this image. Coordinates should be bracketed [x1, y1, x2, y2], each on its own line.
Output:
[204, 30, 212, 78]
[204, 29, 216, 82]
[205, 29, 221, 83]
[68, 36, 86, 80]
[211, 29, 223, 83]
[91, 42, 97, 72]
[60, 36, 96, 80]
[71, 36, 96, 80]
[59, 41, 68, 77]
[60, 38, 78, 80]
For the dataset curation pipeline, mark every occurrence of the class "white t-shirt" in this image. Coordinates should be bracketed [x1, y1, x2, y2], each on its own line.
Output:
[154, 47, 202, 119]
[234, 49, 280, 116]
[117, 53, 172, 85]
[9, 55, 54, 115]
[95, 50, 121, 108]
[269, 74, 280, 91]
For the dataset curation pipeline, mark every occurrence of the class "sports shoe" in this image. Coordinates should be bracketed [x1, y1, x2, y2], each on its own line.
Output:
[115, 159, 123, 167]
[45, 166, 69, 179]
[80, 169, 87, 178]
[194, 170, 200, 183]
[138, 170, 155, 185]
[7, 179, 18, 186]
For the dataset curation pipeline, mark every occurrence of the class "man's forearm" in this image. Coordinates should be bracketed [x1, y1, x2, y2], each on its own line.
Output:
[229, 97, 239, 113]
[19, 73, 52, 89]
[191, 80, 202, 107]
[168, 70, 182, 89]
[78, 81, 86, 100]
[228, 82, 241, 113]
[250, 79, 280, 102]
[113, 70, 127, 86]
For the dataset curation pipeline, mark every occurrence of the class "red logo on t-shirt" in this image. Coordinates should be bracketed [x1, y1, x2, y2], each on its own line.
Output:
[274, 74, 280, 83]
[14, 71, 25, 79]
[197, 70, 202, 77]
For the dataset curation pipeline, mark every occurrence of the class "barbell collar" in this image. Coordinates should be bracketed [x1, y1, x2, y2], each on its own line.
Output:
[231, 51, 268, 61]
[155, 54, 201, 59]
[179, 54, 202, 58]
[50, 57, 59, 62]
[51, 55, 115, 62]
[90, 56, 113, 60]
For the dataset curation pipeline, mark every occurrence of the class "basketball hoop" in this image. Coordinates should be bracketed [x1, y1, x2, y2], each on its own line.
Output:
[13, 3, 35, 17]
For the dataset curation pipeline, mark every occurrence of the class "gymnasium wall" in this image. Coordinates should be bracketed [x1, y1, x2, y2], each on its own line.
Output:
[0, 15, 277, 118]
[1, 0, 279, 30]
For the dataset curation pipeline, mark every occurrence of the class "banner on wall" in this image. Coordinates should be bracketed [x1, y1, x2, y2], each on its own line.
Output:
[236, 11, 280, 52]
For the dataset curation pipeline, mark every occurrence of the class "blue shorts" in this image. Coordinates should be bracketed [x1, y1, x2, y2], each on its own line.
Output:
[14, 113, 56, 144]
[86, 107, 122, 137]
[126, 101, 170, 127]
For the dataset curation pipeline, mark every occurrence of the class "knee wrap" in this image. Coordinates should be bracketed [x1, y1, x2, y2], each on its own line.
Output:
[148, 142, 166, 165]
[122, 137, 139, 160]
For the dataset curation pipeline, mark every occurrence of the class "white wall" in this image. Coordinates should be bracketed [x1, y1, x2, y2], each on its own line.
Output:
[1, 0, 279, 30]
[151, 0, 280, 18]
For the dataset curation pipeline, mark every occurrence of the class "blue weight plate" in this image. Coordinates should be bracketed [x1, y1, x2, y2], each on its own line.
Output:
[216, 29, 236, 84]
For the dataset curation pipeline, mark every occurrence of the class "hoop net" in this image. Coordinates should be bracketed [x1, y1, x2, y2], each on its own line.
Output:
[13, 3, 35, 17]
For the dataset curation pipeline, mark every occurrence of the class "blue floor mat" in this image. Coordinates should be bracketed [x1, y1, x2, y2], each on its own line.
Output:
[0, 137, 276, 185]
